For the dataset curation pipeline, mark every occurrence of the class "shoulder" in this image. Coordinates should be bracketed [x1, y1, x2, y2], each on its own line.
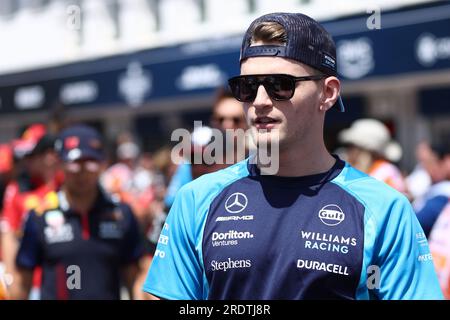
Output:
[97, 189, 137, 222]
[168, 160, 250, 231]
[332, 162, 412, 223]
[177, 160, 250, 202]
[34, 191, 60, 216]
[3, 181, 20, 201]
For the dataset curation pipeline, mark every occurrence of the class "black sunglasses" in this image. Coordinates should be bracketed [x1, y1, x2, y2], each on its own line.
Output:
[228, 73, 326, 102]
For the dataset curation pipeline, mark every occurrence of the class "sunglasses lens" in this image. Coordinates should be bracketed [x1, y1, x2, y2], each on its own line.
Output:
[229, 75, 295, 102]
[265, 75, 294, 100]
[65, 162, 81, 173]
[229, 77, 255, 102]
[85, 161, 100, 173]
[65, 160, 100, 173]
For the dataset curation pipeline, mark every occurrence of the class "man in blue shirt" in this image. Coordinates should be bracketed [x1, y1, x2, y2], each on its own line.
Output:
[143, 12, 442, 300]
[14, 125, 143, 299]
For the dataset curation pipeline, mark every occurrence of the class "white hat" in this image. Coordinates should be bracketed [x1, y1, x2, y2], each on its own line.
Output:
[191, 126, 214, 147]
[339, 118, 402, 162]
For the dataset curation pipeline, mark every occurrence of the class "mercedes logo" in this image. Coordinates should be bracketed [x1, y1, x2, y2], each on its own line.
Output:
[224, 192, 248, 214]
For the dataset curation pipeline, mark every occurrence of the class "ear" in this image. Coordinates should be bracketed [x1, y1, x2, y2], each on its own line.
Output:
[320, 76, 340, 112]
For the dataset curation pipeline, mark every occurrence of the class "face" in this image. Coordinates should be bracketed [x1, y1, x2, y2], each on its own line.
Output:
[240, 56, 324, 151]
[211, 97, 247, 131]
[63, 159, 103, 196]
[24, 154, 43, 178]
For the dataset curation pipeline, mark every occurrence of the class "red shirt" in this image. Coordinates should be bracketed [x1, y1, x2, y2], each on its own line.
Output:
[1, 180, 54, 233]
[1, 171, 64, 233]
[0, 173, 63, 290]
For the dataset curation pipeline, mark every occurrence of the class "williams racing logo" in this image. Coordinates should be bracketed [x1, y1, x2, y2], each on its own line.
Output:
[318, 204, 345, 226]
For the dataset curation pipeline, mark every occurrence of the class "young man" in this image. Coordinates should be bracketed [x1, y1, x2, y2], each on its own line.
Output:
[143, 13, 442, 299]
[14, 125, 143, 299]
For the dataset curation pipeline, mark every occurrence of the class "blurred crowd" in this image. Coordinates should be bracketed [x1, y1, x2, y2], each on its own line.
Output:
[0, 87, 248, 300]
[1, 88, 450, 299]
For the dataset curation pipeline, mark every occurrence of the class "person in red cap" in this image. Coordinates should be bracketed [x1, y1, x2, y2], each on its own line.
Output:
[0, 123, 61, 299]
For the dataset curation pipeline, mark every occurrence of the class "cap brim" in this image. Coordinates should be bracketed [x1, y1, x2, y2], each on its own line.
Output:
[338, 128, 352, 144]
[62, 149, 104, 162]
[384, 141, 403, 162]
[13, 139, 37, 159]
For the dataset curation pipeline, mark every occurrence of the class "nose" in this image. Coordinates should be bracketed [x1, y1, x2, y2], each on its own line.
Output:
[252, 84, 272, 110]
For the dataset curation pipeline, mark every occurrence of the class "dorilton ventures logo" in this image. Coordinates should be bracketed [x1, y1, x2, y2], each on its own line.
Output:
[211, 230, 254, 247]
[211, 258, 252, 272]
[212, 230, 254, 241]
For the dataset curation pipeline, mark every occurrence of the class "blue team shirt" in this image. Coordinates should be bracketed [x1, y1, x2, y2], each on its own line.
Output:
[143, 157, 443, 300]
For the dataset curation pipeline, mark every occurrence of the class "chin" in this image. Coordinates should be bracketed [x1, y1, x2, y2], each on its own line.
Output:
[251, 129, 284, 150]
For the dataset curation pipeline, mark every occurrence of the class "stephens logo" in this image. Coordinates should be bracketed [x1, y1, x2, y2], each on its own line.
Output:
[318, 205, 345, 226]
[211, 258, 251, 272]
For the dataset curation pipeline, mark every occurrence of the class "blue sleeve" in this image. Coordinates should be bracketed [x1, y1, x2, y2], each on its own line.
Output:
[164, 163, 192, 208]
[416, 195, 449, 237]
[143, 184, 206, 300]
[120, 204, 144, 265]
[334, 167, 443, 300]
[373, 197, 443, 299]
[16, 211, 42, 269]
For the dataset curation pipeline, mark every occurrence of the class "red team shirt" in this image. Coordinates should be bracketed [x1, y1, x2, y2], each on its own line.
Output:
[1, 174, 63, 290]
[1, 179, 59, 233]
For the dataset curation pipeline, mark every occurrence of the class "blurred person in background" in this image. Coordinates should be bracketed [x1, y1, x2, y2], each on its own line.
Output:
[102, 139, 141, 206]
[164, 86, 248, 209]
[338, 118, 407, 193]
[142, 146, 174, 253]
[0, 144, 13, 211]
[131, 151, 168, 300]
[101, 136, 166, 300]
[406, 142, 438, 205]
[0, 143, 13, 297]
[210, 86, 247, 132]
[13, 125, 143, 300]
[102, 134, 163, 220]
[0, 124, 61, 300]
[415, 141, 450, 237]
[210, 86, 249, 164]
[426, 141, 450, 298]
